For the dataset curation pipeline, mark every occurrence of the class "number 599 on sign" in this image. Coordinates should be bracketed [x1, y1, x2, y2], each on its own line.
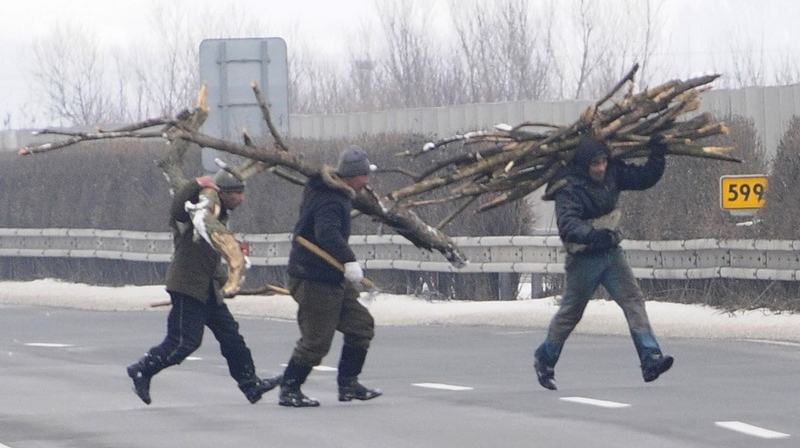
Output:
[719, 175, 767, 210]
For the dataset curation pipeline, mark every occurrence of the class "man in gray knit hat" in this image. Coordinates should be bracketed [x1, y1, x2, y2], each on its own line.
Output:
[127, 169, 280, 405]
[278, 145, 381, 407]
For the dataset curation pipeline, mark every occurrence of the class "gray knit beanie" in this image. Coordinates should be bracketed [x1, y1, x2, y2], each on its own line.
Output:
[214, 169, 246, 192]
[336, 145, 372, 177]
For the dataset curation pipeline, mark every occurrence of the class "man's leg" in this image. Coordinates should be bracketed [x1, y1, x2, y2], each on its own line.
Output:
[206, 300, 280, 404]
[336, 284, 381, 401]
[127, 291, 205, 404]
[280, 278, 343, 407]
[602, 248, 673, 382]
[534, 253, 603, 390]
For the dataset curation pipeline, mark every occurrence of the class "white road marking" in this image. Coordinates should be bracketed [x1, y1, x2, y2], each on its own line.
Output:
[494, 330, 535, 336]
[24, 343, 74, 348]
[185, 356, 202, 361]
[715, 421, 790, 439]
[412, 383, 474, 391]
[279, 363, 337, 372]
[560, 396, 630, 408]
[738, 339, 800, 348]
[0, 441, 14, 448]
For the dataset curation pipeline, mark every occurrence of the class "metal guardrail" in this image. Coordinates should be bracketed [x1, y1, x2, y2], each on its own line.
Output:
[0, 228, 798, 281]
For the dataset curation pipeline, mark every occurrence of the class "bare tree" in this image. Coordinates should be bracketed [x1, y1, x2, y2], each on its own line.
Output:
[288, 40, 353, 114]
[570, 0, 607, 99]
[31, 24, 114, 126]
[636, 0, 664, 84]
[564, 0, 663, 100]
[138, 2, 201, 117]
[450, 0, 554, 103]
[727, 38, 766, 88]
[772, 53, 800, 85]
[345, 22, 383, 112]
[374, 0, 440, 108]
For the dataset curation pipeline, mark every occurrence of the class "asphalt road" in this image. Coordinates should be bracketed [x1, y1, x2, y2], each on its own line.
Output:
[0, 304, 796, 448]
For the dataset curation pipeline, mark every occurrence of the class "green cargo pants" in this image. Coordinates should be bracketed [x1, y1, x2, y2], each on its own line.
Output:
[288, 276, 375, 366]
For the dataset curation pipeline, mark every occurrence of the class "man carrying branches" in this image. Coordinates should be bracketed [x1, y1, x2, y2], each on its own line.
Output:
[533, 135, 674, 391]
[278, 146, 382, 408]
[126, 170, 281, 405]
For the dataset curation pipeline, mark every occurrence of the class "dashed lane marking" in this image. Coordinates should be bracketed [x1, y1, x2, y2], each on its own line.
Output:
[24, 343, 74, 348]
[715, 421, 790, 439]
[738, 339, 800, 348]
[185, 356, 202, 361]
[279, 363, 337, 372]
[560, 396, 630, 408]
[494, 330, 536, 335]
[412, 383, 474, 391]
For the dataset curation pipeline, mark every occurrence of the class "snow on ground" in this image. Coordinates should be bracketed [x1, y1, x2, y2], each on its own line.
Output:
[0, 279, 798, 342]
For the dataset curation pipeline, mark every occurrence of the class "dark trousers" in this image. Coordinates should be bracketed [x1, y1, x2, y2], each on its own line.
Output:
[146, 291, 257, 384]
[538, 247, 662, 365]
[288, 277, 375, 366]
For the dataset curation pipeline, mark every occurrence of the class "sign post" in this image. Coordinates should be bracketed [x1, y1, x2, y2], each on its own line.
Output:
[198, 37, 289, 172]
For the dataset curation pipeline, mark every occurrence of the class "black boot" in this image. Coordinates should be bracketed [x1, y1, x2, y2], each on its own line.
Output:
[239, 374, 282, 404]
[534, 344, 557, 391]
[337, 344, 381, 401]
[279, 360, 319, 408]
[126, 353, 165, 405]
[641, 353, 674, 382]
[338, 376, 382, 401]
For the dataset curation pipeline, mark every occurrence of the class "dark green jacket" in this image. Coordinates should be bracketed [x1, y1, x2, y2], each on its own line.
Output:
[165, 181, 230, 303]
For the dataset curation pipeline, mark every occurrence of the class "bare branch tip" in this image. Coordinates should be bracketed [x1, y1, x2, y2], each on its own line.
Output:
[196, 84, 209, 111]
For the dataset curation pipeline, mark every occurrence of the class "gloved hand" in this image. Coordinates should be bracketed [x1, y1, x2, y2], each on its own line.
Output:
[343, 261, 364, 284]
[586, 229, 622, 252]
[649, 133, 668, 156]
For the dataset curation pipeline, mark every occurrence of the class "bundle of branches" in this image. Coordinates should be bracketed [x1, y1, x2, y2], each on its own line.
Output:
[20, 84, 468, 267]
[18, 63, 737, 268]
[389, 64, 739, 224]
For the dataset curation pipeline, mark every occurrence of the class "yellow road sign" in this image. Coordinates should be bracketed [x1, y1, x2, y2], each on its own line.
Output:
[720, 175, 767, 210]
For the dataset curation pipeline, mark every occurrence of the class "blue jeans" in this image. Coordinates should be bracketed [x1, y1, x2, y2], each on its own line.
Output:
[536, 247, 661, 366]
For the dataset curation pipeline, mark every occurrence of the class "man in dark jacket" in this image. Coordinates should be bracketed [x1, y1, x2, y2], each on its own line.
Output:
[279, 145, 381, 407]
[533, 135, 674, 390]
[126, 170, 280, 405]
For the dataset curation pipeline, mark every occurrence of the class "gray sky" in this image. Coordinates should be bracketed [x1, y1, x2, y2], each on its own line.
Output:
[1, 0, 798, 127]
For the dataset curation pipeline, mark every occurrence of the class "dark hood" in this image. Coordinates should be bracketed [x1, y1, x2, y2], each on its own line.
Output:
[572, 136, 611, 171]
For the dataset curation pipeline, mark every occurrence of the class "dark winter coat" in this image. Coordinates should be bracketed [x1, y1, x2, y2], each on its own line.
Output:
[165, 181, 229, 303]
[287, 170, 357, 284]
[553, 146, 665, 247]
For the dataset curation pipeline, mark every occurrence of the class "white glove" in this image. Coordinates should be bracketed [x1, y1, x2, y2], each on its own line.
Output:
[343, 261, 364, 284]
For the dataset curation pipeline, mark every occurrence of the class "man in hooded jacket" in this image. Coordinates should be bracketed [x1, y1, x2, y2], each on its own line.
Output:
[533, 135, 674, 390]
[278, 146, 382, 407]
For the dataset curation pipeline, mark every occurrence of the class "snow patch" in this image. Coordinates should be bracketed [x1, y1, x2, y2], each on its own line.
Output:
[0, 280, 798, 341]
